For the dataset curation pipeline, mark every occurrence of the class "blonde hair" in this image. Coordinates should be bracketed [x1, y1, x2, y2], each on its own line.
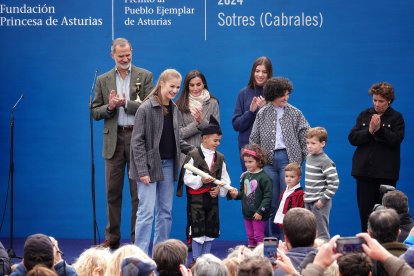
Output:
[222, 257, 242, 276]
[226, 245, 254, 260]
[73, 247, 111, 276]
[104, 244, 151, 276]
[145, 69, 182, 114]
[284, 162, 302, 177]
[306, 127, 328, 143]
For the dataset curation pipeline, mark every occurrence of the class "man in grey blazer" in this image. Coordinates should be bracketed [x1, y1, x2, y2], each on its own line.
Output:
[92, 37, 154, 249]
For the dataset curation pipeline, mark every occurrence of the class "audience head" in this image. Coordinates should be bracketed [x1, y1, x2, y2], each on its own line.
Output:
[382, 190, 409, 215]
[283, 208, 317, 249]
[337, 253, 372, 276]
[153, 239, 188, 276]
[222, 257, 241, 276]
[368, 208, 400, 243]
[120, 256, 156, 276]
[23, 234, 55, 271]
[192, 254, 228, 276]
[248, 56, 273, 89]
[73, 246, 111, 276]
[26, 264, 57, 276]
[263, 77, 293, 102]
[227, 245, 254, 260]
[236, 256, 273, 276]
[105, 244, 152, 276]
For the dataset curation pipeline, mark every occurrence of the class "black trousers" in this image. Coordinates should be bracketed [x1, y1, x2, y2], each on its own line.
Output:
[356, 177, 396, 232]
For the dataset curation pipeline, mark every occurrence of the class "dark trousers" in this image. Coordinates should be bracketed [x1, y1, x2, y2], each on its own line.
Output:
[105, 128, 138, 243]
[356, 177, 396, 232]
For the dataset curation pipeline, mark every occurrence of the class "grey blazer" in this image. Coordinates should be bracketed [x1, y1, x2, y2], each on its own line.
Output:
[91, 65, 154, 159]
[129, 96, 193, 182]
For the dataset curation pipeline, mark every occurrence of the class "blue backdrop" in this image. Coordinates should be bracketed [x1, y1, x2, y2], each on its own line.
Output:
[0, 0, 413, 241]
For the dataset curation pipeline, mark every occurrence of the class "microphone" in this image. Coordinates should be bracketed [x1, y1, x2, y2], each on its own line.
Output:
[89, 68, 99, 107]
[12, 94, 24, 111]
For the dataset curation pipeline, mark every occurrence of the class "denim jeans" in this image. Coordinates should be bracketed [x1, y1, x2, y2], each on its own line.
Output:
[263, 149, 289, 238]
[134, 159, 174, 254]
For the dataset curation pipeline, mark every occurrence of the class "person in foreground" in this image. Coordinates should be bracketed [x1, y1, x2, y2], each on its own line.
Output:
[277, 232, 414, 276]
[273, 208, 317, 276]
[11, 234, 77, 276]
[92, 37, 154, 249]
[152, 239, 188, 276]
[382, 190, 414, 242]
[368, 208, 408, 276]
[130, 69, 193, 254]
[177, 116, 232, 264]
[0, 240, 11, 275]
[349, 81, 405, 232]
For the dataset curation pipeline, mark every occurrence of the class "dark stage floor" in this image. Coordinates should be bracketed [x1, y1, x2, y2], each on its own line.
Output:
[1, 238, 245, 265]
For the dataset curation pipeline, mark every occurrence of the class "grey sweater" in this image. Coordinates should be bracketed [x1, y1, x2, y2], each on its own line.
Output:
[304, 152, 339, 204]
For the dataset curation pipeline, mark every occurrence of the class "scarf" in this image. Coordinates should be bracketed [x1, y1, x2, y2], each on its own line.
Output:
[188, 89, 210, 116]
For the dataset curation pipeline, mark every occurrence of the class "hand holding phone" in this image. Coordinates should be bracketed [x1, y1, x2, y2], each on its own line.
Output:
[263, 237, 278, 264]
[336, 237, 366, 254]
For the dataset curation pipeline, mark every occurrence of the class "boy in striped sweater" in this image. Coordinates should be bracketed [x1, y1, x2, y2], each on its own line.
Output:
[304, 127, 339, 241]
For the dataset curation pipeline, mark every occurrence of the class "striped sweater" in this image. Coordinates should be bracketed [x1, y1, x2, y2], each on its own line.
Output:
[304, 152, 339, 204]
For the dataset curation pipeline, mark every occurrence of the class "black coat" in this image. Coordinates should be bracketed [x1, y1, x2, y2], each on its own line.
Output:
[349, 106, 404, 180]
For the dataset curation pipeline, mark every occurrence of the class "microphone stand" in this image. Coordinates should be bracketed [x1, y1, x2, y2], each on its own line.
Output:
[89, 69, 98, 245]
[8, 94, 24, 259]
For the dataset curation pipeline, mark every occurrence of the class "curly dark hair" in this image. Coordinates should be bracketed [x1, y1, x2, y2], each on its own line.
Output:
[263, 77, 293, 102]
[368, 82, 395, 103]
[241, 144, 267, 168]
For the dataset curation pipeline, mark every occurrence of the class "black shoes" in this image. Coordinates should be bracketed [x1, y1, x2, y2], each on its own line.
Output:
[99, 240, 120, 250]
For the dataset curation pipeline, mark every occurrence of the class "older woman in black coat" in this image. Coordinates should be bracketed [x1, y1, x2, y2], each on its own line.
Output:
[349, 82, 405, 232]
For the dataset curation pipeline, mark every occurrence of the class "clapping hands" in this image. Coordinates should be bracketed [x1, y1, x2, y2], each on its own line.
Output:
[108, 90, 126, 110]
[250, 96, 266, 112]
